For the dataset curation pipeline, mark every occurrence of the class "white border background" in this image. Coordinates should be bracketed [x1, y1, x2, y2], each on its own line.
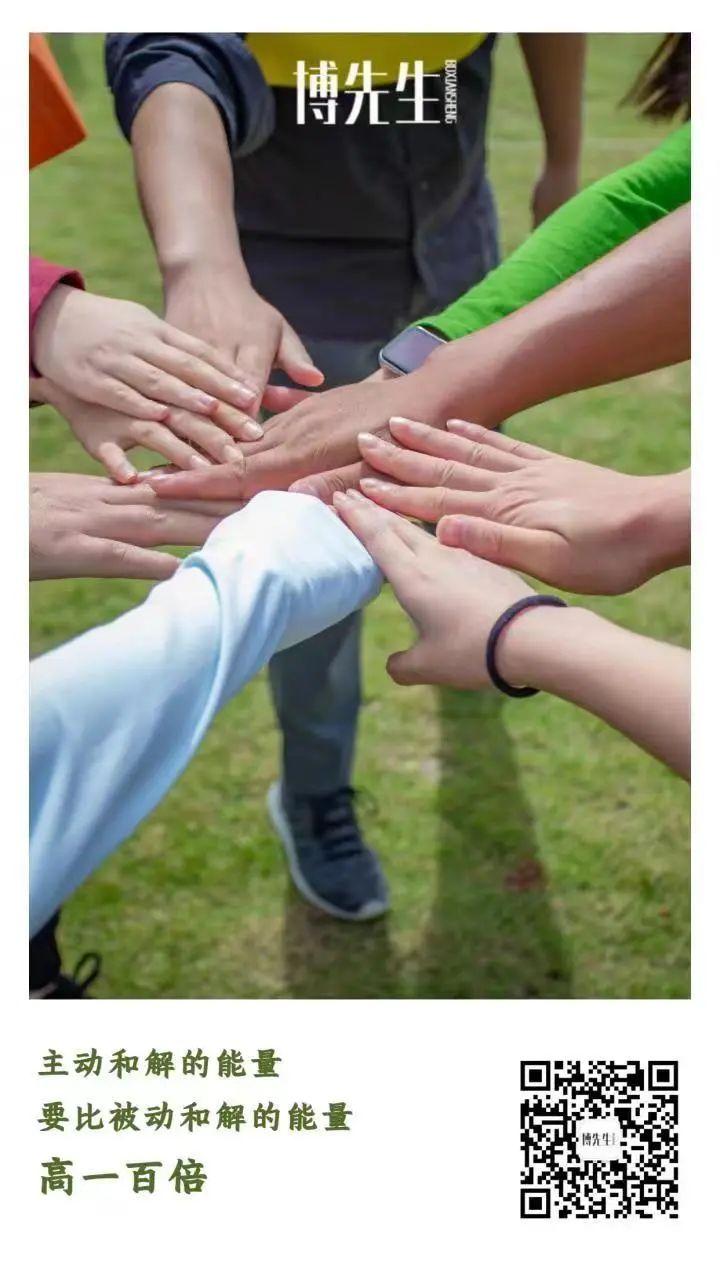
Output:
[4, 5, 716, 1275]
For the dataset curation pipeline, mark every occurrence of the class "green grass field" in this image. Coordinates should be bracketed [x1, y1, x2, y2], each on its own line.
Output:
[30, 34, 690, 999]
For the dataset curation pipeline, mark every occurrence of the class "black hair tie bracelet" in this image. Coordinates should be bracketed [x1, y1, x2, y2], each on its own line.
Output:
[486, 595, 568, 698]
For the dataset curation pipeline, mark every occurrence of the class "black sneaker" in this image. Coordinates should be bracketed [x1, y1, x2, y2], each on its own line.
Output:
[30, 952, 102, 999]
[267, 781, 389, 921]
[49, 953, 102, 998]
[30, 911, 101, 998]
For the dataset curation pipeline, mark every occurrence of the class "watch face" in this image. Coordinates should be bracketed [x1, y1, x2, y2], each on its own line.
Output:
[381, 327, 445, 374]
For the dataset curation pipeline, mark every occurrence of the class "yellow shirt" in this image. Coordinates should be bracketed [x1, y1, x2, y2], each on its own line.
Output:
[245, 33, 486, 87]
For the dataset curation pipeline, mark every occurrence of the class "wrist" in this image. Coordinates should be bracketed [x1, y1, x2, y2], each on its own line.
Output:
[498, 605, 601, 694]
[542, 150, 580, 173]
[162, 253, 251, 293]
[415, 331, 514, 426]
[639, 471, 690, 575]
[32, 283, 76, 372]
[30, 375, 51, 406]
[31, 375, 63, 410]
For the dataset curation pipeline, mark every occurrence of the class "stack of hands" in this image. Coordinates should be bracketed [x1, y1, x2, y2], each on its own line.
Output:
[29, 279, 322, 577]
[30, 276, 689, 777]
[30, 277, 689, 643]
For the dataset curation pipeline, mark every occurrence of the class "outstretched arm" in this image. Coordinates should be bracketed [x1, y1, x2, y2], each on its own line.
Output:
[112, 34, 323, 414]
[333, 491, 689, 779]
[424, 200, 690, 425]
[419, 122, 690, 339]
[30, 493, 381, 933]
[503, 604, 689, 779]
[149, 204, 690, 504]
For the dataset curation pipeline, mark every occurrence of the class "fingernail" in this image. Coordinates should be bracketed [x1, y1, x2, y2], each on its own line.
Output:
[190, 454, 212, 469]
[118, 462, 137, 481]
[232, 382, 257, 406]
[358, 432, 381, 449]
[439, 515, 464, 539]
[242, 421, 264, 440]
[447, 419, 474, 433]
[223, 444, 245, 463]
[388, 416, 414, 427]
[359, 478, 391, 493]
[346, 489, 363, 502]
[333, 491, 349, 506]
[195, 392, 218, 412]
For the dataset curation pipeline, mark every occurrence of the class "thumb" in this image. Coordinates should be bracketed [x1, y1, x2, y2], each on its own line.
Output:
[290, 461, 365, 503]
[277, 323, 325, 388]
[291, 459, 392, 504]
[89, 538, 180, 580]
[95, 441, 138, 485]
[149, 461, 248, 500]
[437, 514, 559, 576]
[386, 644, 427, 687]
[261, 384, 314, 414]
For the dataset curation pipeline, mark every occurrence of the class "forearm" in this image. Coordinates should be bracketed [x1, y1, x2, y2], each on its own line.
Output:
[29, 493, 381, 932]
[645, 469, 690, 575]
[29, 258, 85, 376]
[415, 204, 690, 425]
[501, 607, 690, 778]
[131, 82, 246, 282]
[518, 34, 585, 165]
[422, 123, 690, 341]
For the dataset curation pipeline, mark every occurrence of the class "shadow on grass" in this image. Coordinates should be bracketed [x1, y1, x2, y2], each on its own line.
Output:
[281, 687, 571, 999]
[281, 891, 402, 999]
[412, 688, 572, 998]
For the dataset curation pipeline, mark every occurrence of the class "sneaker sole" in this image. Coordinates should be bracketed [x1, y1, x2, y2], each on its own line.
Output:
[266, 781, 388, 922]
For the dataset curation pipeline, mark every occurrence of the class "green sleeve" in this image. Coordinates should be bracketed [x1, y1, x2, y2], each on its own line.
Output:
[419, 123, 691, 341]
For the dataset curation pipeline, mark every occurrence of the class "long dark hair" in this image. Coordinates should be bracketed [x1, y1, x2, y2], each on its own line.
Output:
[623, 34, 691, 120]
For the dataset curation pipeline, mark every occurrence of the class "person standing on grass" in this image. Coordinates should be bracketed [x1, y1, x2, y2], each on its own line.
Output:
[153, 35, 689, 505]
[105, 31, 586, 922]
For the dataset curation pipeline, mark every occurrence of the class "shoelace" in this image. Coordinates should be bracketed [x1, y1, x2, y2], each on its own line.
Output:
[70, 951, 102, 994]
[310, 787, 365, 861]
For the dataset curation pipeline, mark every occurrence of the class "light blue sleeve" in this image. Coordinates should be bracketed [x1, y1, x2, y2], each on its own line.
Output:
[30, 492, 382, 934]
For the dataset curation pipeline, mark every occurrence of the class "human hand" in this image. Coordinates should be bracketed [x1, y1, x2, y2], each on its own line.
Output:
[30, 471, 241, 580]
[38, 380, 264, 483]
[354, 417, 689, 594]
[163, 260, 324, 420]
[531, 159, 579, 227]
[332, 488, 535, 689]
[145, 364, 456, 502]
[32, 285, 265, 438]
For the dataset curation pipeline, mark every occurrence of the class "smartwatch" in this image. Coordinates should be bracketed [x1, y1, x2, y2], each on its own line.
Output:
[379, 324, 447, 376]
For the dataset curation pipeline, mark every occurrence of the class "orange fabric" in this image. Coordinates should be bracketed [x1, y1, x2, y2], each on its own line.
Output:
[29, 34, 86, 168]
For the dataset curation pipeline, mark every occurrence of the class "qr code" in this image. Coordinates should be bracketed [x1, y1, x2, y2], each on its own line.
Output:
[520, 1060, 678, 1219]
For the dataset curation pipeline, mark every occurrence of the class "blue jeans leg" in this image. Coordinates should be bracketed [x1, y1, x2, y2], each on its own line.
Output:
[269, 608, 362, 795]
[267, 335, 384, 797]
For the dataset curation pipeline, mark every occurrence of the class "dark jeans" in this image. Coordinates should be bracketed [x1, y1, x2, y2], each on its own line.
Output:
[268, 335, 385, 795]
